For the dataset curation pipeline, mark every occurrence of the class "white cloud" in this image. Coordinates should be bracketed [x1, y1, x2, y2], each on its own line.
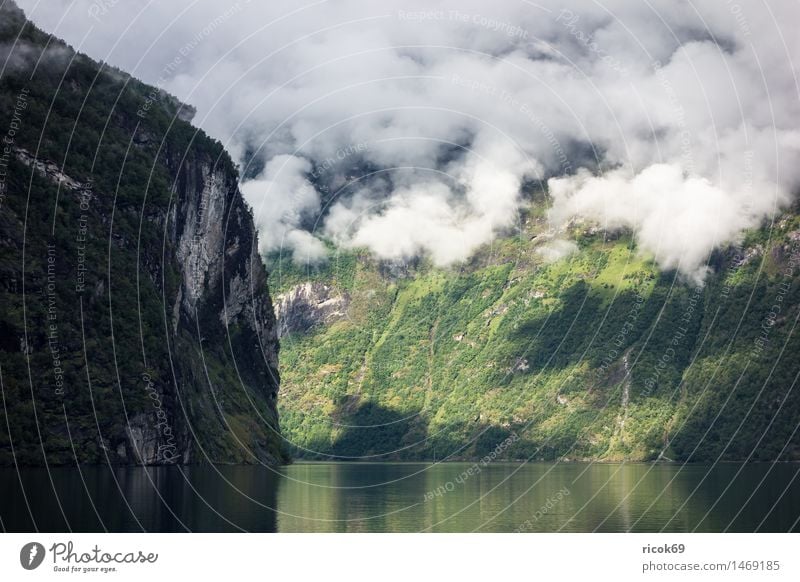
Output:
[17, 0, 800, 276]
[537, 239, 578, 263]
[324, 136, 537, 265]
[241, 154, 327, 263]
[548, 164, 770, 282]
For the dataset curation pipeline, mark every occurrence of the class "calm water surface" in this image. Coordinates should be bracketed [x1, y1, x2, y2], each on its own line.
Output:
[1, 462, 798, 532]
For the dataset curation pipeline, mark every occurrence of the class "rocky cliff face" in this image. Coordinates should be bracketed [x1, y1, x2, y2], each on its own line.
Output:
[0, 1, 285, 466]
[275, 282, 350, 338]
[169, 156, 279, 376]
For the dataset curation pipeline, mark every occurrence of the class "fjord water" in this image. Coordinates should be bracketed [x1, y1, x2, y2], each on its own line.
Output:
[1, 463, 798, 532]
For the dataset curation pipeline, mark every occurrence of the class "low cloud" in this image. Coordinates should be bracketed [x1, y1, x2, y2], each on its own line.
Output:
[320, 137, 538, 265]
[547, 162, 785, 282]
[537, 239, 578, 264]
[241, 154, 327, 263]
[17, 0, 800, 277]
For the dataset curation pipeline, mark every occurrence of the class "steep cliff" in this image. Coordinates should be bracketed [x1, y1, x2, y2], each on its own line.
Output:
[0, 1, 285, 465]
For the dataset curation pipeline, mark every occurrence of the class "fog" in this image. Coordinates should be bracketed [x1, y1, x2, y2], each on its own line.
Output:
[16, 0, 800, 278]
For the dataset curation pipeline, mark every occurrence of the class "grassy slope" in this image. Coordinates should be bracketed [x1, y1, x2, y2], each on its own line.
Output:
[270, 205, 800, 462]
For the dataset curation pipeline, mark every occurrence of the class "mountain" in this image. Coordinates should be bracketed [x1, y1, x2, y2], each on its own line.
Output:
[271, 194, 800, 462]
[0, 1, 286, 465]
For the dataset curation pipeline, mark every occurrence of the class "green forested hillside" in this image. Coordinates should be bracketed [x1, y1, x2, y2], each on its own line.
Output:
[271, 202, 800, 462]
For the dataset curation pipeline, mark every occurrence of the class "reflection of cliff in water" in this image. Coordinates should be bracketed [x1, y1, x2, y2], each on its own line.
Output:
[0, 465, 283, 532]
[1, 463, 798, 532]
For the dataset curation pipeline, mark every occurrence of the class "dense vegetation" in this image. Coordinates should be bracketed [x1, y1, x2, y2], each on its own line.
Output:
[3, 0, 797, 467]
[0, 2, 284, 465]
[271, 200, 800, 462]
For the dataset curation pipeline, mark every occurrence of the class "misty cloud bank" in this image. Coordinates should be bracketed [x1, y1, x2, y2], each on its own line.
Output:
[19, 0, 800, 278]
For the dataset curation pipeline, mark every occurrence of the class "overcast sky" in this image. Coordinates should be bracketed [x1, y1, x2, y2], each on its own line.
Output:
[14, 0, 800, 279]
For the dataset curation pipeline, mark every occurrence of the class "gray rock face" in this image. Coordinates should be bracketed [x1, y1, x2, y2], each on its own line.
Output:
[158, 154, 283, 464]
[274, 282, 350, 338]
[177, 168, 279, 369]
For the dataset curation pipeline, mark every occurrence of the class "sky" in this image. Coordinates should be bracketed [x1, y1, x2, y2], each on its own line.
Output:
[13, 0, 800, 280]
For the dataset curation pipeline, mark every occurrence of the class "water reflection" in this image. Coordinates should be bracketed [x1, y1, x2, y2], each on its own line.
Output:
[0, 462, 797, 532]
